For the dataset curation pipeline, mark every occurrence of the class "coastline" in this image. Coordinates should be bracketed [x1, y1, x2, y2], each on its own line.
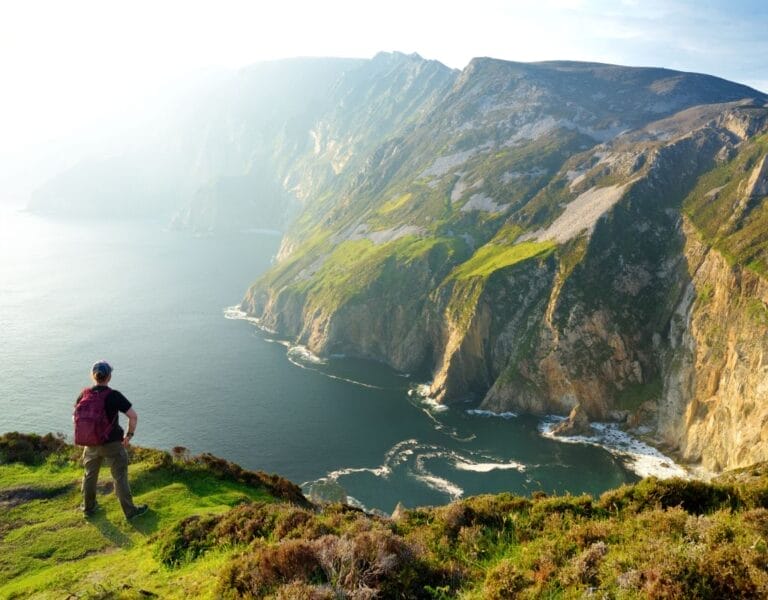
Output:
[539, 416, 690, 480]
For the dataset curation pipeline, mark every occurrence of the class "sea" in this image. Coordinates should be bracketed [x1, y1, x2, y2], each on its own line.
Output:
[0, 206, 686, 513]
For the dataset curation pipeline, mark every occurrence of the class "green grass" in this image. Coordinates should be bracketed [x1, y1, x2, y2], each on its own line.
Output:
[290, 234, 467, 315]
[449, 241, 556, 280]
[683, 133, 768, 278]
[377, 192, 414, 215]
[0, 438, 283, 599]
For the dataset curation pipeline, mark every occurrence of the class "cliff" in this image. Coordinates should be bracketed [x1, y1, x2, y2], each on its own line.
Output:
[243, 57, 768, 474]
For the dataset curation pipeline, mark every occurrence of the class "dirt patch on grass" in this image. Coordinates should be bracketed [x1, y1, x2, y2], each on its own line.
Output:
[0, 484, 75, 508]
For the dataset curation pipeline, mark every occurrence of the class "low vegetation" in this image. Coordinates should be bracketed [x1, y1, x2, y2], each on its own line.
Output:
[684, 132, 768, 278]
[3, 432, 768, 598]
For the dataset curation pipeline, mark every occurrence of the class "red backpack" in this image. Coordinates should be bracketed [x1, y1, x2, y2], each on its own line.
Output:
[74, 387, 116, 446]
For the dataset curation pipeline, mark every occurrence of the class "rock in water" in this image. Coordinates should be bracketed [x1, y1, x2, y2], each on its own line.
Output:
[552, 405, 595, 437]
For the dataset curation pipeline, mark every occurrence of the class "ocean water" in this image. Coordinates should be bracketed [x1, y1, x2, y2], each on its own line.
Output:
[0, 207, 663, 513]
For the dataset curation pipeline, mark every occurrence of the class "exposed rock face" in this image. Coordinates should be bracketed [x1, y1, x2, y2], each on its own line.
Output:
[551, 404, 596, 437]
[660, 220, 768, 471]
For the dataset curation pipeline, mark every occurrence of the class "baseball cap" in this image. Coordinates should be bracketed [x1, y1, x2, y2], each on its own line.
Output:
[92, 360, 113, 378]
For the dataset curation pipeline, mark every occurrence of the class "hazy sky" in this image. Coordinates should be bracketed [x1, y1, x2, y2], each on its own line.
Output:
[1, 0, 767, 157]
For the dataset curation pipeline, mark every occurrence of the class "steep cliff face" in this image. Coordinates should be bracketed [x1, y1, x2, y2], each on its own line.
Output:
[660, 224, 768, 471]
[657, 130, 768, 470]
[238, 57, 768, 472]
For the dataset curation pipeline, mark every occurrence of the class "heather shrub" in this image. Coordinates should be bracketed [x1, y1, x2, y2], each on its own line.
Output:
[461, 493, 531, 527]
[599, 477, 736, 514]
[641, 545, 758, 599]
[213, 502, 279, 545]
[319, 503, 382, 536]
[742, 507, 768, 536]
[219, 540, 325, 598]
[272, 581, 336, 599]
[637, 506, 689, 538]
[154, 514, 221, 567]
[571, 540, 607, 586]
[0, 432, 68, 465]
[218, 527, 443, 598]
[315, 529, 418, 594]
[568, 518, 612, 548]
[529, 494, 596, 524]
[192, 453, 309, 506]
[274, 508, 317, 540]
[483, 559, 528, 599]
[438, 501, 474, 539]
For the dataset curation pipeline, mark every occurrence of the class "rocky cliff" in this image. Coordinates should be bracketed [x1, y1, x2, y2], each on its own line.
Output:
[242, 57, 768, 473]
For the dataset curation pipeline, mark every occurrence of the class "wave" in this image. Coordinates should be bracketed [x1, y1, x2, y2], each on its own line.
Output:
[454, 459, 526, 473]
[413, 450, 465, 500]
[304, 437, 538, 511]
[287, 345, 326, 365]
[223, 305, 277, 333]
[290, 361, 386, 390]
[411, 472, 464, 500]
[465, 409, 518, 419]
[539, 417, 689, 479]
[408, 383, 448, 410]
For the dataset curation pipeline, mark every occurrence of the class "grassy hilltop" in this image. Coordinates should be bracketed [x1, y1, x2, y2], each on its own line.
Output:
[3, 432, 768, 599]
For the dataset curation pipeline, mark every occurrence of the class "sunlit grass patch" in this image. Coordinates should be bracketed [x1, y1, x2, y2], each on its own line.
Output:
[449, 240, 555, 280]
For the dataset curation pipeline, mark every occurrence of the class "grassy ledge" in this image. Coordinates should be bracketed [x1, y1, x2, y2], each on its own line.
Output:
[4, 433, 768, 599]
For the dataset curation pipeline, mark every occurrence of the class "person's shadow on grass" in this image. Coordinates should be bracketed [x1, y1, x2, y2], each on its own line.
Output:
[86, 513, 134, 548]
[127, 508, 159, 535]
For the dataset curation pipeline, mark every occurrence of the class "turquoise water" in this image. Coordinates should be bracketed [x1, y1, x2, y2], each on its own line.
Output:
[0, 208, 636, 512]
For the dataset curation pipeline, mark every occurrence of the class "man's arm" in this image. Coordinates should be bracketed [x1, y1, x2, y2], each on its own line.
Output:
[122, 408, 138, 447]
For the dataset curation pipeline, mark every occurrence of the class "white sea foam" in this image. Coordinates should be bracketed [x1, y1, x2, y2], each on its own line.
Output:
[412, 472, 464, 500]
[345, 495, 369, 511]
[454, 459, 526, 473]
[223, 306, 260, 325]
[227, 307, 389, 391]
[539, 418, 689, 479]
[284, 345, 389, 390]
[324, 464, 392, 479]
[413, 451, 466, 500]
[406, 386, 479, 442]
[287, 345, 326, 365]
[466, 409, 518, 419]
[408, 383, 449, 412]
[223, 305, 276, 333]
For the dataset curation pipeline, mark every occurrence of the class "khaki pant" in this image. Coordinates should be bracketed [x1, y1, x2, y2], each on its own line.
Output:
[82, 441, 138, 517]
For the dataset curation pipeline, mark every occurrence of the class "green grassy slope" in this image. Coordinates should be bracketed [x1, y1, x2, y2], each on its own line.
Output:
[4, 433, 768, 599]
[684, 132, 768, 277]
[0, 433, 301, 599]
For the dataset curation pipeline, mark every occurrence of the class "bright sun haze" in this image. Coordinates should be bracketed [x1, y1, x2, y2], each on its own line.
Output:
[1, 0, 767, 163]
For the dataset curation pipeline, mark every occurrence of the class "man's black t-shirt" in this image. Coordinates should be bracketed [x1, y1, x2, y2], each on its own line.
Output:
[75, 386, 132, 444]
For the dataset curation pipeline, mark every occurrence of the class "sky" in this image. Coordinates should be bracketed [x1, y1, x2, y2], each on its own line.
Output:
[1, 0, 767, 161]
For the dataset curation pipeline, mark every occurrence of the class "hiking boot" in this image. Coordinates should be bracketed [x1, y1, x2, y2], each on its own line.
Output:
[81, 503, 102, 518]
[127, 504, 149, 519]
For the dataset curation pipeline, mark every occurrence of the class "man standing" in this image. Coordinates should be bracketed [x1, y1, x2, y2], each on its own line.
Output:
[74, 360, 148, 519]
